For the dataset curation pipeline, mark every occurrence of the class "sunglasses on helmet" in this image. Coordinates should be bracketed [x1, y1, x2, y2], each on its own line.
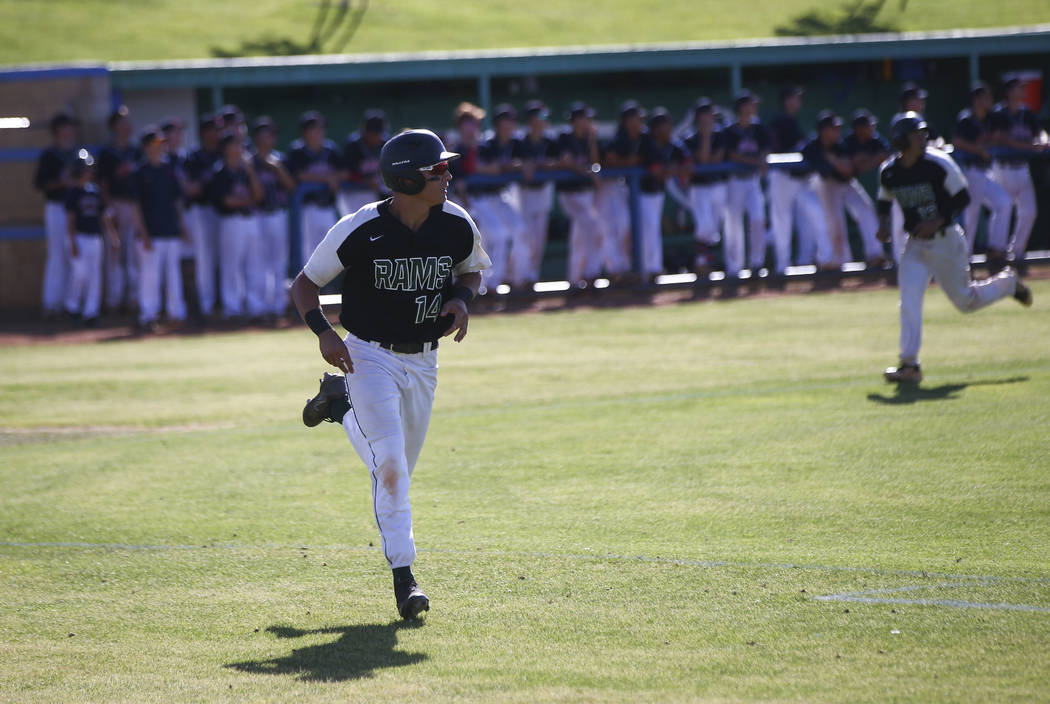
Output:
[418, 161, 450, 177]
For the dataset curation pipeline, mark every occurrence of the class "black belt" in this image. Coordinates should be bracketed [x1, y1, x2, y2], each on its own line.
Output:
[374, 339, 438, 354]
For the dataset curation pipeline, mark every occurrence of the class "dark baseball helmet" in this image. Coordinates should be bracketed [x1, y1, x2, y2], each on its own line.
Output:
[890, 111, 928, 151]
[380, 129, 460, 195]
[70, 148, 95, 176]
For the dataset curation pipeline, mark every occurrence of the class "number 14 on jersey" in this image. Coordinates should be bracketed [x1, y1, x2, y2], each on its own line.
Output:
[414, 294, 442, 324]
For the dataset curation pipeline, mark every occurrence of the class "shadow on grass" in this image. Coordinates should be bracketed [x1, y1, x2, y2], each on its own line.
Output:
[226, 621, 426, 681]
[866, 376, 1029, 405]
[774, 0, 902, 36]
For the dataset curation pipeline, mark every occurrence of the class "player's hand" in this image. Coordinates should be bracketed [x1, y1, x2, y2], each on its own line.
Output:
[319, 329, 354, 373]
[912, 217, 943, 239]
[440, 298, 469, 342]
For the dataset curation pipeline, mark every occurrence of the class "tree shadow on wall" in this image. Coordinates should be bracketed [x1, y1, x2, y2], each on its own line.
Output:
[212, 0, 368, 57]
[775, 0, 908, 36]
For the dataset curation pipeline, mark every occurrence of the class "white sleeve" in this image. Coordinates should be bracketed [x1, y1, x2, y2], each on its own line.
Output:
[930, 148, 968, 196]
[444, 201, 492, 275]
[302, 215, 354, 287]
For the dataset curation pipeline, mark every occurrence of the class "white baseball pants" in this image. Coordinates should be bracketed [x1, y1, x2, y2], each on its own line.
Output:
[471, 192, 528, 290]
[558, 190, 604, 283]
[252, 210, 289, 316]
[689, 182, 727, 246]
[962, 166, 1011, 254]
[770, 170, 829, 272]
[596, 180, 633, 275]
[991, 163, 1038, 259]
[340, 333, 438, 570]
[64, 234, 103, 319]
[301, 204, 337, 272]
[638, 191, 665, 276]
[137, 238, 186, 324]
[41, 201, 70, 313]
[220, 214, 260, 317]
[519, 183, 554, 282]
[106, 200, 139, 310]
[817, 178, 882, 265]
[724, 175, 767, 275]
[187, 205, 220, 315]
[842, 179, 884, 262]
[897, 224, 1017, 365]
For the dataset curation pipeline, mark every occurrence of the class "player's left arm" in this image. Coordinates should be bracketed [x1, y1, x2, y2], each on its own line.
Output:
[441, 206, 492, 342]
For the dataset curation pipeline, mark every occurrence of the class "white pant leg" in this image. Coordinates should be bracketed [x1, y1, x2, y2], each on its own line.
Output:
[520, 184, 553, 281]
[817, 179, 849, 266]
[897, 236, 932, 364]
[638, 192, 665, 276]
[220, 215, 252, 317]
[843, 179, 883, 260]
[340, 335, 438, 569]
[471, 195, 510, 291]
[689, 183, 726, 246]
[992, 164, 1038, 259]
[105, 201, 136, 309]
[744, 175, 768, 271]
[891, 201, 906, 265]
[559, 190, 602, 283]
[136, 239, 161, 324]
[301, 204, 336, 271]
[928, 225, 1017, 313]
[41, 201, 69, 313]
[723, 177, 753, 276]
[962, 166, 986, 253]
[768, 170, 802, 274]
[189, 205, 219, 314]
[597, 180, 632, 275]
[65, 234, 90, 315]
[966, 168, 1012, 253]
[158, 239, 187, 321]
[495, 192, 531, 287]
[69, 235, 104, 319]
[253, 211, 288, 316]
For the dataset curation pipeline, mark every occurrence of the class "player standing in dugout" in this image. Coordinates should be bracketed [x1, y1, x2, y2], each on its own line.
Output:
[289, 129, 490, 620]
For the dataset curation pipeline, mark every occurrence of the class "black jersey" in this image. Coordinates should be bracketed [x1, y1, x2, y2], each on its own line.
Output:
[97, 144, 140, 200]
[514, 132, 557, 187]
[554, 129, 595, 192]
[801, 138, 851, 183]
[34, 146, 77, 203]
[639, 135, 688, 194]
[877, 147, 970, 235]
[989, 104, 1042, 165]
[682, 130, 727, 185]
[767, 112, 806, 153]
[952, 109, 994, 169]
[211, 163, 255, 217]
[64, 184, 105, 235]
[287, 139, 342, 207]
[185, 147, 222, 206]
[842, 131, 891, 160]
[723, 122, 769, 176]
[602, 129, 646, 165]
[474, 134, 519, 194]
[303, 199, 491, 345]
[132, 159, 183, 239]
[253, 151, 289, 212]
[343, 133, 386, 192]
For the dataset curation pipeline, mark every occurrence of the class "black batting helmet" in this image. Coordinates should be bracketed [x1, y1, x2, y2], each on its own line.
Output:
[70, 148, 95, 177]
[379, 129, 460, 195]
[890, 111, 928, 152]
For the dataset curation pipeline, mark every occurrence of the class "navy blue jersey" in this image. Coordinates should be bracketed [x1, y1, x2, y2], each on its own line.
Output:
[514, 132, 557, 187]
[64, 184, 105, 235]
[286, 139, 342, 207]
[602, 129, 646, 164]
[185, 147, 222, 206]
[639, 135, 688, 193]
[878, 147, 970, 234]
[132, 160, 183, 238]
[989, 104, 1042, 165]
[723, 122, 770, 175]
[472, 135, 519, 194]
[34, 147, 76, 202]
[802, 138, 851, 183]
[97, 144, 140, 200]
[767, 112, 806, 153]
[302, 199, 491, 345]
[342, 133, 386, 191]
[842, 131, 891, 159]
[252, 152, 289, 212]
[210, 163, 255, 217]
[554, 129, 595, 191]
[683, 130, 728, 184]
[952, 109, 994, 168]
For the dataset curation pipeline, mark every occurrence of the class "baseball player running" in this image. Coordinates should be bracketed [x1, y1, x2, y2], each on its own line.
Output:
[951, 82, 1012, 268]
[876, 113, 1032, 383]
[290, 129, 490, 620]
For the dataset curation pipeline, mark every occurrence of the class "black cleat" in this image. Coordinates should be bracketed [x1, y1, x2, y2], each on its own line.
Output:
[884, 362, 923, 383]
[395, 580, 430, 620]
[302, 372, 350, 427]
[1013, 279, 1033, 307]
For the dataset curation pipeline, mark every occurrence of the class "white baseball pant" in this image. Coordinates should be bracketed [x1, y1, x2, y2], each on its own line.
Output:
[252, 210, 290, 316]
[340, 333, 438, 570]
[106, 200, 139, 310]
[638, 191, 665, 276]
[817, 178, 882, 265]
[689, 182, 727, 246]
[219, 214, 260, 317]
[842, 178, 884, 262]
[724, 174, 767, 276]
[558, 190, 604, 283]
[991, 163, 1038, 260]
[187, 204, 221, 315]
[301, 204, 337, 272]
[962, 166, 1011, 254]
[770, 170, 829, 272]
[41, 201, 70, 313]
[897, 224, 1017, 364]
[470, 192, 529, 290]
[137, 238, 186, 324]
[64, 234, 103, 320]
[596, 180, 633, 275]
[519, 183, 554, 282]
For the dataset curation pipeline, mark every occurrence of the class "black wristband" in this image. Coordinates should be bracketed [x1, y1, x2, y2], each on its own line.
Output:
[452, 286, 475, 305]
[304, 308, 334, 336]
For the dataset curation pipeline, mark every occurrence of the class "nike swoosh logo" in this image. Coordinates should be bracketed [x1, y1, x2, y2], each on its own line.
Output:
[370, 234, 383, 242]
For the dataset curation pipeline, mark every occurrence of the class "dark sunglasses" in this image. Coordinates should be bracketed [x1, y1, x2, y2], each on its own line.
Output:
[419, 161, 450, 178]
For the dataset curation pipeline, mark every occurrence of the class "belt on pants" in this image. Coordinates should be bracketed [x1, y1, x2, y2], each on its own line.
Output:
[370, 339, 439, 354]
[909, 228, 949, 241]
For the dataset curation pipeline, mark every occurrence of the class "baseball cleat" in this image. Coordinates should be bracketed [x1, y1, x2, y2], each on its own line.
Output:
[1013, 279, 1033, 307]
[302, 372, 349, 427]
[395, 580, 430, 620]
[883, 362, 922, 383]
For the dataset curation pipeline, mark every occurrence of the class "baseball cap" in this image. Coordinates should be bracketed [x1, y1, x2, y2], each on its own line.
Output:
[970, 81, 992, 97]
[299, 110, 325, 130]
[693, 97, 715, 115]
[850, 108, 877, 127]
[524, 100, 549, 120]
[779, 85, 804, 101]
[219, 104, 243, 125]
[492, 103, 517, 123]
[734, 90, 759, 109]
[160, 116, 185, 133]
[816, 110, 843, 129]
[49, 112, 77, 131]
[363, 109, 387, 133]
[619, 100, 646, 120]
[567, 101, 596, 121]
[899, 82, 928, 102]
[1003, 76, 1027, 91]
[250, 116, 276, 135]
[198, 113, 220, 132]
[647, 107, 672, 128]
[139, 126, 166, 147]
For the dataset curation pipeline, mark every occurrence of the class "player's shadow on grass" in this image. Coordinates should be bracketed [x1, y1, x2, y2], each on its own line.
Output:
[866, 376, 1028, 405]
[225, 621, 426, 681]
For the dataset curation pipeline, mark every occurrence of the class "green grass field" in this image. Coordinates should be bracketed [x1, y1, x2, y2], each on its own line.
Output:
[3, 282, 1050, 702]
[2, 0, 1050, 65]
